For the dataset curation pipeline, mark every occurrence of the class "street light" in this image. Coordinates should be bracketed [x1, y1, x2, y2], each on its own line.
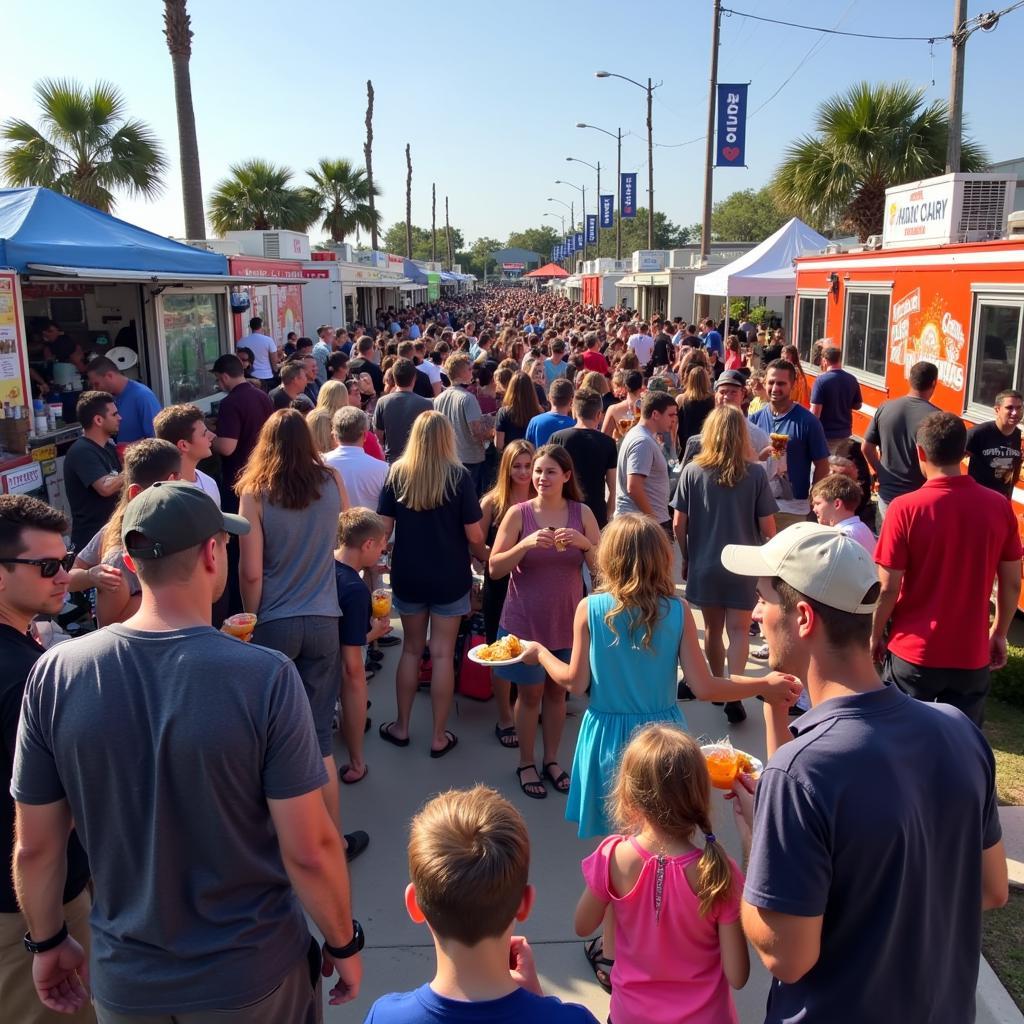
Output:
[543, 210, 565, 235]
[547, 197, 574, 269]
[567, 156, 601, 258]
[555, 179, 587, 261]
[577, 122, 623, 259]
[594, 70, 659, 249]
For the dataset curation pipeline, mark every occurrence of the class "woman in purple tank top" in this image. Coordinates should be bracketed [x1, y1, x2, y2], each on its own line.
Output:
[489, 444, 601, 800]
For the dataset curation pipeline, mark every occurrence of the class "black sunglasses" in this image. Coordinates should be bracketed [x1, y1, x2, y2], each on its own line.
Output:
[0, 552, 76, 578]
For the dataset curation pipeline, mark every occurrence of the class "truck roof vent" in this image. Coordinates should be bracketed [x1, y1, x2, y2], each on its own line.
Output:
[959, 178, 1011, 238]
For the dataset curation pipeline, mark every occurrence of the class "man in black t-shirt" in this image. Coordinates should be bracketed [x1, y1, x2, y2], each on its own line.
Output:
[550, 388, 617, 529]
[349, 336, 384, 395]
[63, 390, 124, 551]
[966, 389, 1023, 500]
[0, 495, 92, 1022]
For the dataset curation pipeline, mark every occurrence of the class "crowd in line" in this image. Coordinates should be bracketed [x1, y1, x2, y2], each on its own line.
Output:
[1, 287, 1020, 1023]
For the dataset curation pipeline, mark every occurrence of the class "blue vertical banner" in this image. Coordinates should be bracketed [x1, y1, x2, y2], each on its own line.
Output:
[586, 215, 597, 245]
[600, 194, 614, 228]
[620, 173, 637, 218]
[551, 246, 557, 262]
[565, 236, 573, 255]
[575, 231, 584, 251]
[716, 83, 748, 167]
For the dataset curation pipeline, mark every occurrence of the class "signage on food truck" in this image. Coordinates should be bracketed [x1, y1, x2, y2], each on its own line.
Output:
[882, 178, 954, 248]
[889, 285, 965, 391]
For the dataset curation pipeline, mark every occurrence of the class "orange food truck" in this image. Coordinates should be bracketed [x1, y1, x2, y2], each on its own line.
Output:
[794, 171, 1023, 596]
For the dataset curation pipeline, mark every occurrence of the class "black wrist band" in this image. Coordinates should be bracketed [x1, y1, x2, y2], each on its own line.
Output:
[24, 922, 68, 954]
[324, 919, 364, 960]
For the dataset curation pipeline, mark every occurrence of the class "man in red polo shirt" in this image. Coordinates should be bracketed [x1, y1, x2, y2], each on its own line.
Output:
[872, 411, 1022, 725]
[580, 331, 610, 376]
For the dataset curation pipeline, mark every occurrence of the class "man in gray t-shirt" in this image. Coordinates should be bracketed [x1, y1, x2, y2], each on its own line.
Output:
[12, 483, 363, 1020]
[373, 358, 434, 461]
[433, 353, 491, 494]
[614, 392, 678, 526]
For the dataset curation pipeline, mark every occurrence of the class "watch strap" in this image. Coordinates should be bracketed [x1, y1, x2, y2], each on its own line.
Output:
[24, 922, 68, 954]
[324, 919, 364, 959]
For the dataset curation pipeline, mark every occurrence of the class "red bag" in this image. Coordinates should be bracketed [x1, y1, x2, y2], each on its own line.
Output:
[457, 631, 493, 701]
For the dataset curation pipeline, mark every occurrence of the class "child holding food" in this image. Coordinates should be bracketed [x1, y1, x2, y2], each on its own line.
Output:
[573, 723, 749, 1022]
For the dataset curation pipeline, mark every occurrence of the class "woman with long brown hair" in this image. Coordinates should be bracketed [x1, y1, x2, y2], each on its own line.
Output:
[236, 408, 351, 831]
[671, 405, 777, 724]
[781, 344, 811, 407]
[377, 411, 487, 757]
[479, 439, 535, 747]
[494, 371, 542, 451]
[490, 444, 600, 799]
[676, 364, 714, 446]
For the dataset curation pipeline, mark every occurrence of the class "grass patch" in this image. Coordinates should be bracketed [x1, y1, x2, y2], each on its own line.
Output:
[984, 698, 1024, 807]
[982, 889, 1024, 1013]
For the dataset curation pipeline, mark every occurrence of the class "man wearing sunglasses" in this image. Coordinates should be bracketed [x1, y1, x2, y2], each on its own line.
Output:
[0, 495, 93, 1023]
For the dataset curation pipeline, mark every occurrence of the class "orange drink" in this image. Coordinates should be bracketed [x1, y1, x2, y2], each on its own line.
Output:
[371, 589, 392, 618]
[222, 612, 257, 642]
[704, 746, 740, 790]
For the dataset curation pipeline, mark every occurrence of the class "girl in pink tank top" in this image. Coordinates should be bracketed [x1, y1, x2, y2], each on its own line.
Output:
[577, 724, 749, 1024]
[489, 444, 600, 800]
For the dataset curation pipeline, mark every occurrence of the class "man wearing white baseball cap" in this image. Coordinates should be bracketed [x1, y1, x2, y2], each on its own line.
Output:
[720, 523, 1007, 1024]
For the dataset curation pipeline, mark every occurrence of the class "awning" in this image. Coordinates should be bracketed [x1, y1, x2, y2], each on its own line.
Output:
[440, 271, 460, 282]
[400, 282, 427, 292]
[403, 260, 429, 284]
[616, 273, 670, 288]
[353, 277, 413, 288]
[25, 263, 309, 286]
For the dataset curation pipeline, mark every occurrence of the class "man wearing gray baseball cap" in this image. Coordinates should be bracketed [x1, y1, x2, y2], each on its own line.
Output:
[12, 483, 362, 1021]
[721, 523, 1007, 1024]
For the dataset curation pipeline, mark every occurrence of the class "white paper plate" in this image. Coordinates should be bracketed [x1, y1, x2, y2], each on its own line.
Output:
[700, 744, 763, 778]
[467, 642, 526, 667]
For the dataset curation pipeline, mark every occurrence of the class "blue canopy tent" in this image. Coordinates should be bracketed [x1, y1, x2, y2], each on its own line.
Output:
[0, 187, 227, 276]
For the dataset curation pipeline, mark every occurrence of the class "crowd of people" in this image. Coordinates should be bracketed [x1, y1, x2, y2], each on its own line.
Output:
[1, 287, 1018, 1023]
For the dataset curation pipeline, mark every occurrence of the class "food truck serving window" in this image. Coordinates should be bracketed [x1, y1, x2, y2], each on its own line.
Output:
[968, 295, 1024, 414]
[843, 288, 890, 381]
[162, 292, 225, 405]
[796, 294, 827, 364]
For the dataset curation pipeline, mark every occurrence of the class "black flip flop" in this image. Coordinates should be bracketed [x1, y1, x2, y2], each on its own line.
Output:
[494, 723, 519, 748]
[516, 765, 547, 799]
[584, 936, 614, 993]
[338, 763, 369, 785]
[344, 830, 370, 863]
[543, 761, 571, 793]
[379, 721, 409, 747]
[429, 731, 458, 759]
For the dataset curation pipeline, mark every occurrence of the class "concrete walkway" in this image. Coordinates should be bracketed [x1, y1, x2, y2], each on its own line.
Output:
[327, 613, 1021, 1023]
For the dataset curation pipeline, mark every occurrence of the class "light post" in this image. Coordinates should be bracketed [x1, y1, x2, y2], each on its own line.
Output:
[567, 156, 601, 257]
[577, 122, 623, 259]
[555, 179, 587, 262]
[594, 71, 659, 249]
[547, 197, 573, 269]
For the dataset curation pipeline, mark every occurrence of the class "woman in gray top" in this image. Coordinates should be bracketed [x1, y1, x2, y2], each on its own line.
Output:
[671, 405, 777, 724]
[237, 409, 349, 830]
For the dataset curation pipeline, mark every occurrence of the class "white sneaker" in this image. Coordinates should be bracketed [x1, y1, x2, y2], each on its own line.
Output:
[752, 643, 770, 661]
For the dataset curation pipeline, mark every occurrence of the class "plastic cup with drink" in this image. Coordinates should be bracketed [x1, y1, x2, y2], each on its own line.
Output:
[222, 612, 257, 642]
[371, 589, 392, 619]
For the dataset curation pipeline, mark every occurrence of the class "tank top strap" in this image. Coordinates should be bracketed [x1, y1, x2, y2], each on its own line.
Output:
[568, 500, 583, 531]
[517, 500, 538, 536]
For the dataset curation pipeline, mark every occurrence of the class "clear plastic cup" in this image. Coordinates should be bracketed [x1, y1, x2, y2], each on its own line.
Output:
[222, 612, 257, 642]
[371, 589, 392, 619]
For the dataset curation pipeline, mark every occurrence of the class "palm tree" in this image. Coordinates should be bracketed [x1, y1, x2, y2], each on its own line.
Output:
[1, 78, 166, 212]
[207, 159, 313, 233]
[163, 0, 205, 239]
[770, 81, 988, 241]
[364, 80, 379, 250]
[304, 157, 380, 243]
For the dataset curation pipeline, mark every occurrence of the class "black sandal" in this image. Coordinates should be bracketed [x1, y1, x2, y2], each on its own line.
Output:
[494, 723, 519, 748]
[516, 765, 547, 799]
[584, 936, 614, 993]
[379, 721, 409, 747]
[543, 761, 571, 793]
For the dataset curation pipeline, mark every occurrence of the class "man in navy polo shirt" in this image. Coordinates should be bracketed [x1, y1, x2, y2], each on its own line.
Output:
[810, 345, 862, 454]
[722, 523, 1008, 1024]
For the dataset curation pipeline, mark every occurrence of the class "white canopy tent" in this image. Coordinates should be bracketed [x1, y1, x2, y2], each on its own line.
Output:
[692, 218, 830, 307]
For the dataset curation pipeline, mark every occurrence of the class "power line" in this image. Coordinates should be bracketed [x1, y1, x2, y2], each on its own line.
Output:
[720, 5, 944, 42]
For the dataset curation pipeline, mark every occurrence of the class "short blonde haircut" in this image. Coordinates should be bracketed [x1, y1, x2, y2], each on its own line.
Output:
[337, 507, 387, 548]
[408, 786, 529, 945]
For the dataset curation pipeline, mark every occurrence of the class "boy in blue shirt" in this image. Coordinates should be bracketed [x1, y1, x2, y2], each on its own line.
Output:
[334, 508, 393, 785]
[364, 787, 598, 1024]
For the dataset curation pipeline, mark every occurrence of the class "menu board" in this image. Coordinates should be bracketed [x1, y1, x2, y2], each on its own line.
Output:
[0, 272, 29, 409]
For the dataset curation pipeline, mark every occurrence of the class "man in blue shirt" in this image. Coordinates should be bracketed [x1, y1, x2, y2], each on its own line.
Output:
[749, 359, 829, 529]
[86, 356, 161, 443]
[701, 317, 723, 358]
[722, 523, 1007, 1024]
[526, 379, 575, 447]
[810, 345, 863, 454]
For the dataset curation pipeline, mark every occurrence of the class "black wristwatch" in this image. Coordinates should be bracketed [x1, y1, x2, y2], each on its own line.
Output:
[24, 922, 68, 954]
[324, 919, 364, 959]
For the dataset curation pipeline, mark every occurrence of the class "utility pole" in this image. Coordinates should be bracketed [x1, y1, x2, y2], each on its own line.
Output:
[431, 183, 437, 263]
[445, 195, 454, 271]
[946, 0, 968, 173]
[615, 129, 622, 259]
[698, 0, 723, 318]
[646, 77, 654, 249]
[596, 162, 601, 256]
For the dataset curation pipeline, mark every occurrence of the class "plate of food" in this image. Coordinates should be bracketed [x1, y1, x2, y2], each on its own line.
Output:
[700, 743, 763, 790]
[467, 634, 527, 667]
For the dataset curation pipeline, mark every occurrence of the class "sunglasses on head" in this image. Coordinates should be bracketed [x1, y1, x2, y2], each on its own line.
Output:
[0, 551, 76, 578]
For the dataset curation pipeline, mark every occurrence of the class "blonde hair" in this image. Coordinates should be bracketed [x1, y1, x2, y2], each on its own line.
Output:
[408, 786, 529, 945]
[693, 405, 748, 488]
[316, 379, 349, 417]
[306, 408, 335, 454]
[595, 514, 676, 650]
[388, 411, 463, 512]
[483, 439, 536, 526]
[611, 724, 734, 917]
[580, 369, 609, 396]
[681, 365, 712, 404]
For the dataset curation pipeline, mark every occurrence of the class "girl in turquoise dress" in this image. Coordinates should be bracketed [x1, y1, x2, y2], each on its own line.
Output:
[523, 513, 800, 839]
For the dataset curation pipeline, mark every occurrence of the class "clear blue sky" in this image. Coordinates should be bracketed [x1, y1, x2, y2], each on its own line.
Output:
[2, 0, 1019, 246]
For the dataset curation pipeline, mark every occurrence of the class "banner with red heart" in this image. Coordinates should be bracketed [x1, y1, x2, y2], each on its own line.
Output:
[716, 83, 748, 167]
[721, 146, 741, 162]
